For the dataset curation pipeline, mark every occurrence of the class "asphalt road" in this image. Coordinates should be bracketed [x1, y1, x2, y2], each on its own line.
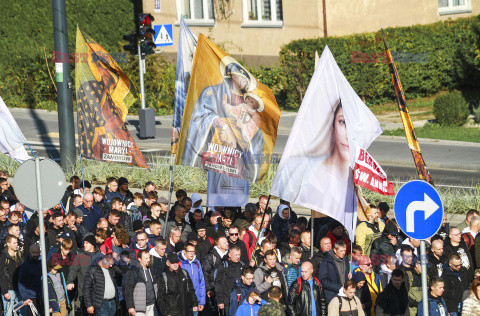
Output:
[9, 108, 480, 187]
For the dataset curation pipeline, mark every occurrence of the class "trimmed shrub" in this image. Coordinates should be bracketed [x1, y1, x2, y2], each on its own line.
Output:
[474, 106, 480, 124]
[433, 91, 470, 126]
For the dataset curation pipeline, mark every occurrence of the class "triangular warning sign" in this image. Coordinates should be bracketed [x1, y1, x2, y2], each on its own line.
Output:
[155, 25, 173, 45]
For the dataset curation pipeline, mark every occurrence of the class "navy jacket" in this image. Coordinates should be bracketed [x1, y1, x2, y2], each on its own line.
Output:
[318, 252, 349, 303]
[228, 279, 256, 316]
[18, 254, 42, 300]
[78, 204, 102, 232]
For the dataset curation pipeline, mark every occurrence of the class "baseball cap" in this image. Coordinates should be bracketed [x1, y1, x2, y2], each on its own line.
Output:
[167, 253, 180, 264]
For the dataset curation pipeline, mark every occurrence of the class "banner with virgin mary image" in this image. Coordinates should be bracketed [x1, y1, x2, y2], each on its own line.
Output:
[270, 46, 383, 238]
[175, 34, 281, 183]
[75, 27, 148, 169]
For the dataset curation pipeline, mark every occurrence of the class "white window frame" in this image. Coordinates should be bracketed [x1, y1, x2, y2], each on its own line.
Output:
[438, 0, 472, 15]
[242, 0, 283, 28]
[175, 0, 215, 27]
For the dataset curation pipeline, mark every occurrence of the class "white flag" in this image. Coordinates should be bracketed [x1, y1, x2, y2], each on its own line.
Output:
[270, 46, 383, 237]
[0, 96, 30, 163]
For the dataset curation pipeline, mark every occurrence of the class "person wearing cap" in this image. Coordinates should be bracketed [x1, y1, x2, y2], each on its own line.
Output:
[370, 221, 400, 272]
[234, 288, 267, 316]
[319, 240, 350, 304]
[178, 242, 206, 314]
[287, 261, 326, 316]
[195, 220, 214, 262]
[157, 253, 199, 316]
[66, 233, 99, 315]
[83, 253, 119, 316]
[117, 177, 134, 207]
[77, 192, 102, 232]
[351, 271, 372, 315]
[353, 255, 384, 315]
[124, 249, 158, 316]
[43, 261, 71, 315]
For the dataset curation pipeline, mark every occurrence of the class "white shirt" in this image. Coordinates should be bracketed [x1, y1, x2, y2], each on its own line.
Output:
[101, 267, 116, 299]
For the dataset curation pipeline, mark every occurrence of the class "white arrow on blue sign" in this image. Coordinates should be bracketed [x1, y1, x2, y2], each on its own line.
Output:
[153, 24, 173, 47]
[394, 180, 443, 240]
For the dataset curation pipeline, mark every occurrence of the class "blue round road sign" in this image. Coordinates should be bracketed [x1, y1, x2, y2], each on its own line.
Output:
[394, 180, 443, 240]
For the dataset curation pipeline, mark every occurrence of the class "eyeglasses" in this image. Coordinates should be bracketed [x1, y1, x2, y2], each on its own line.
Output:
[229, 233, 239, 236]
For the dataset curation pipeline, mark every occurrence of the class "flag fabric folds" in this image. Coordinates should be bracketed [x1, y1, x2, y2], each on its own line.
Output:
[171, 18, 198, 155]
[383, 36, 434, 185]
[354, 148, 395, 196]
[206, 171, 249, 207]
[0, 96, 30, 163]
[176, 34, 281, 183]
[75, 27, 148, 169]
[270, 46, 383, 237]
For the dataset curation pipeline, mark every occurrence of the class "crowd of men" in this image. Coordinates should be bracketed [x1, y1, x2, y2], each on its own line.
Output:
[0, 171, 480, 316]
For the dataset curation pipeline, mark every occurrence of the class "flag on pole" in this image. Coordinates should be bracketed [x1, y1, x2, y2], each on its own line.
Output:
[270, 46, 383, 237]
[172, 18, 198, 155]
[354, 148, 395, 196]
[75, 27, 148, 169]
[206, 171, 249, 207]
[176, 34, 281, 183]
[382, 34, 434, 185]
[0, 96, 30, 163]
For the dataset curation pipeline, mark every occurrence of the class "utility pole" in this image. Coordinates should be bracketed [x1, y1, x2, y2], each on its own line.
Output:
[53, 0, 76, 170]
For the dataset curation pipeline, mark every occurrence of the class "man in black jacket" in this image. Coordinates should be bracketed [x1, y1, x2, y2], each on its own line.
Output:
[427, 239, 445, 279]
[442, 253, 469, 316]
[286, 261, 326, 316]
[150, 238, 167, 277]
[157, 253, 198, 316]
[214, 245, 245, 314]
[47, 211, 78, 251]
[83, 253, 119, 316]
[227, 226, 249, 264]
[444, 227, 474, 284]
[375, 268, 408, 315]
[370, 223, 400, 271]
[0, 235, 23, 315]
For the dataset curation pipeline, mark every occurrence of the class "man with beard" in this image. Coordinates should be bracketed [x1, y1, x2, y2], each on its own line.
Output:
[47, 211, 77, 251]
[375, 268, 408, 315]
[428, 239, 446, 278]
[354, 256, 384, 315]
[254, 250, 288, 301]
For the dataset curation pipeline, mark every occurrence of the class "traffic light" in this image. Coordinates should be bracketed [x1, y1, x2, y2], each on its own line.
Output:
[139, 13, 156, 58]
[123, 32, 138, 55]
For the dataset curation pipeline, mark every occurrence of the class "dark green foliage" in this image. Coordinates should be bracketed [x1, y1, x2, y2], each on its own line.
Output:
[433, 91, 470, 126]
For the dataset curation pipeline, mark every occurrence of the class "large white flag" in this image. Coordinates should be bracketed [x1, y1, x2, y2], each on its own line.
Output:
[270, 46, 383, 237]
[0, 96, 30, 163]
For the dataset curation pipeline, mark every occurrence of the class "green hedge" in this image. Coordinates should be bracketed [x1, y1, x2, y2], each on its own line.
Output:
[274, 16, 480, 109]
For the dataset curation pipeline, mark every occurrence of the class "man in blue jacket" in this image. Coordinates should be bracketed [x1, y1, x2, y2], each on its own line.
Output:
[178, 242, 206, 314]
[318, 240, 350, 303]
[228, 267, 257, 316]
[77, 192, 102, 232]
[418, 277, 448, 316]
[18, 244, 42, 316]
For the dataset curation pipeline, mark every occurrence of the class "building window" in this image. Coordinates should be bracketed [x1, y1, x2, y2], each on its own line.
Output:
[177, 0, 215, 26]
[242, 0, 283, 28]
[438, 0, 472, 15]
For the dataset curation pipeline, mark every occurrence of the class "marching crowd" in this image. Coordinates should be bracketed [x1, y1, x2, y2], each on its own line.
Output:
[0, 172, 480, 316]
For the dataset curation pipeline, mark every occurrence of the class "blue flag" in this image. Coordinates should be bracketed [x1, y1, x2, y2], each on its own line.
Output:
[207, 171, 249, 208]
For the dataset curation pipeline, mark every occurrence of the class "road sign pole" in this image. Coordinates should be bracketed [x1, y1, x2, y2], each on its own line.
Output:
[420, 240, 429, 316]
[137, 45, 146, 110]
[52, 0, 76, 170]
[35, 157, 50, 316]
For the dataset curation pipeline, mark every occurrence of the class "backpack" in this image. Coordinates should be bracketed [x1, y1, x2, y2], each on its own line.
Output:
[362, 222, 382, 256]
[462, 232, 475, 250]
[295, 277, 322, 295]
[213, 260, 229, 282]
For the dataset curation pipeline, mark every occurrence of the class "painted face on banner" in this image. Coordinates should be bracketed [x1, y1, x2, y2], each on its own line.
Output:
[333, 106, 349, 163]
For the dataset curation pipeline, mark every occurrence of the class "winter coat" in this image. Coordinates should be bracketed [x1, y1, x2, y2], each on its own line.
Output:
[229, 279, 257, 316]
[229, 239, 249, 264]
[78, 204, 103, 232]
[258, 298, 286, 316]
[46, 224, 78, 252]
[254, 262, 288, 301]
[242, 230, 256, 260]
[149, 249, 167, 277]
[462, 292, 480, 315]
[355, 221, 384, 256]
[311, 251, 327, 278]
[124, 264, 158, 312]
[18, 253, 42, 300]
[44, 271, 71, 313]
[442, 266, 469, 313]
[0, 250, 22, 292]
[355, 283, 372, 316]
[444, 238, 474, 283]
[319, 252, 350, 303]
[196, 236, 214, 262]
[235, 299, 267, 316]
[287, 277, 327, 316]
[326, 230, 351, 255]
[178, 251, 206, 306]
[105, 188, 123, 207]
[375, 281, 408, 316]
[327, 290, 364, 316]
[83, 264, 119, 310]
[427, 252, 445, 279]
[201, 247, 227, 292]
[417, 294, 448, 316]
[370, 234, 399, 271]
[165, 219, 192, 243]
[65, 250, 100, 297]
[156, 267, 198, 316]
[214, 259, 245, 306]
[272, 213, 290, 243]
[282, 254, 301, 288]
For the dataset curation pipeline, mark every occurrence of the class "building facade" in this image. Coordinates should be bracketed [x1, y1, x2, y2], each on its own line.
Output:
[146, 0, 479, 65]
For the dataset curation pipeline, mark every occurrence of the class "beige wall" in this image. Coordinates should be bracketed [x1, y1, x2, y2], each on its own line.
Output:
[143, 0, 478, 65]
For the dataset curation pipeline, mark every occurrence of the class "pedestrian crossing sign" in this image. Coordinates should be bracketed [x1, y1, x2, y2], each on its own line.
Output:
[153, 24, 173, 47]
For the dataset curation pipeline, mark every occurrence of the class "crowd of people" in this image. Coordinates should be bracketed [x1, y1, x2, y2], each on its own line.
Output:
[0, 171, 479, 316]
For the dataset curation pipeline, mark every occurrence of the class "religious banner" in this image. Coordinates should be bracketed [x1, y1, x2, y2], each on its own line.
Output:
[75, 27, 148, 168]
[176, 34, 281, 183]
[270, 46, 383, 238]
[206, 170, 249, 207]
[171, 18, 198, 155]
[0, 96, 30, 162]
[354, 148, 395, 196]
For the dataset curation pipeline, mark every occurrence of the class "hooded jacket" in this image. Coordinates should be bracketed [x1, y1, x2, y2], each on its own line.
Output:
[235, 298, 267, 316]
[201, 246, 227, 292]
[0, 250, 22, 292]
[272, 205, 292, 242]
[178, 250, 206, 306]
[65, 249, 100, 297]
[123, 261, 158, 312]
[375, 279, 408, 316]
[18, 253, 42, 300]
[327, 287, 364, 316]
[228, 278, 257, 316]
[282, 253, 301, 288]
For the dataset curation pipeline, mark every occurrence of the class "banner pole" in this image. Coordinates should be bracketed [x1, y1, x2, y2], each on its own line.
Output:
[80, 154, 85, 192]
[311, 209, 314, 258]
[162, 153, 175, 237]
[254, 194, 271, 250]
